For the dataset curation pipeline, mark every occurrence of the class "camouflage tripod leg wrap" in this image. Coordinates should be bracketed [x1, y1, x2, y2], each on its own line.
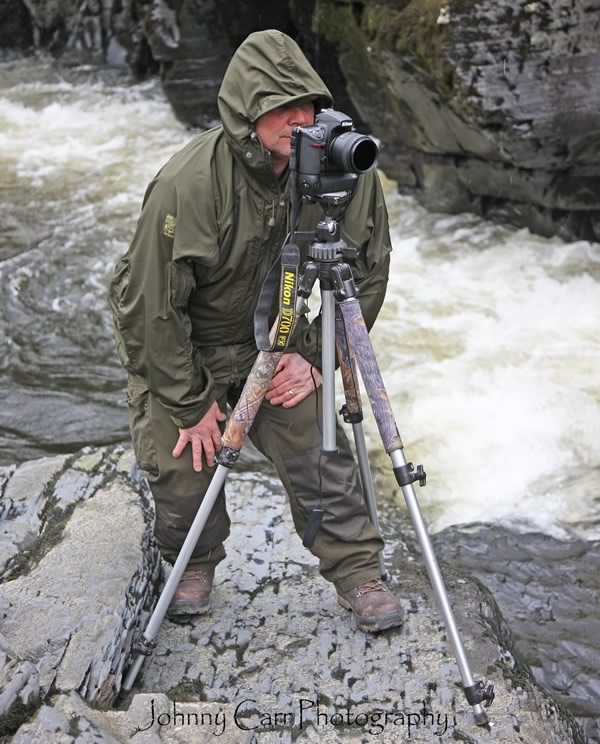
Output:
[336, 296, 494, 722]
[335, 304, 386, 578]
[218, 350, 284, 462]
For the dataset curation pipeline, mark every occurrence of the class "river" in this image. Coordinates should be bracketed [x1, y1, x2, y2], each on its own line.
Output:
[1, 53, 599, 739]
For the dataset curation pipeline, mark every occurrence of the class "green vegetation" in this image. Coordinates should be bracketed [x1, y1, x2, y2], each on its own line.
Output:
[3, 497, 77, 581]
[312, 0, 465, 113]
[166, 676, 205, 702]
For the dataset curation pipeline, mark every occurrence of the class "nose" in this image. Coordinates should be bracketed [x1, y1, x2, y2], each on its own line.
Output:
[288, 104, 315, 126]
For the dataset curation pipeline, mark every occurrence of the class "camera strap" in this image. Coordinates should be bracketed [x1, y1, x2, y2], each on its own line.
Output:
[254, 240, 301, 352]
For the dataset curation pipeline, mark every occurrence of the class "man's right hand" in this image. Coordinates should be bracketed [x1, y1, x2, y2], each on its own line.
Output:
[172, 401, 227, 472]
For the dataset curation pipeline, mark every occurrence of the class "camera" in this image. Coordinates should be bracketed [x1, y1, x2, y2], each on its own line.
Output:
[290, 109, 378, 198]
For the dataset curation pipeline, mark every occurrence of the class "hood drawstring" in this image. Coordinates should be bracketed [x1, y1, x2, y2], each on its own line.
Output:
[251, 130, 279, 227]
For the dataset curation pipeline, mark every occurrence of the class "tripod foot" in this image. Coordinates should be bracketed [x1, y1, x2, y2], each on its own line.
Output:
[464, 680, 495, 707]
[473, 708, 490, 726]
[464, 681, 495, 726]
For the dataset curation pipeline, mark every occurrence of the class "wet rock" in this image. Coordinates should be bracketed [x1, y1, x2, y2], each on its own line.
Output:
[435, 526, 600, 743]
[0, 447, 160, 737]
[125, 472, 582, 743]
[0, 455, 68, 575]
[307, 0, 600, 242]
[0, 0, 33, 49]
[0, 448, 586, 742]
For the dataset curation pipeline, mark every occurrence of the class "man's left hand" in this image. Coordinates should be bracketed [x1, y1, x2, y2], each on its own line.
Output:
[265, 352, 321, 407]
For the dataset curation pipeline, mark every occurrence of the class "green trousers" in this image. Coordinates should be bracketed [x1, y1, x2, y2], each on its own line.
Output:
[127, 374, 384, 592]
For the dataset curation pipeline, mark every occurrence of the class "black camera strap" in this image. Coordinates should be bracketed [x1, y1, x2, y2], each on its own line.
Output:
[254, 239, 301, 352]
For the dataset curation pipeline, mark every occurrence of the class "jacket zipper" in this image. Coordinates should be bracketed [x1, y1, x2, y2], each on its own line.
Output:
[237, 171, 288, 345]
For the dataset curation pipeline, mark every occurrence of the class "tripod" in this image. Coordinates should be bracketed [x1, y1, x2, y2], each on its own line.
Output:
[122, 202, 495, 724]
[287, 204, 495, 723]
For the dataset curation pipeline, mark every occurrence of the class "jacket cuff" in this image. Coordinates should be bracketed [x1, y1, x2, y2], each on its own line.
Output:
[168, 395, 215, 429]
[165, 378, 217, 430]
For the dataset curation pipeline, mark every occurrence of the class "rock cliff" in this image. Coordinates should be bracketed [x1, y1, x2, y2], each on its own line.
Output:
[0, 446, 585, 742]
[2, 0, 600, 242]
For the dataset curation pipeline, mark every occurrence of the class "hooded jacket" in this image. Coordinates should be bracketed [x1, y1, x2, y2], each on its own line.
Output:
[108, 30, 392, 429]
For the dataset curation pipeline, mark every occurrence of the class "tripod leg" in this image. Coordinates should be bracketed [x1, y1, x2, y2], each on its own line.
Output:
[122, 464, 229, 691]
[351, 421, 387, 580]
[122, 294, 311, 690]
[335, 305, 386, 579]
[123, 350, 285, 691]
[337, 297, 494, 723]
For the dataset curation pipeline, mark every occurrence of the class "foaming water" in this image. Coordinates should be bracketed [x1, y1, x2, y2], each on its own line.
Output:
[367, 196, 600, 537]
[0, 56, 194, 461]
[1, 56, 599, 540]
[0, 57, 192, 251]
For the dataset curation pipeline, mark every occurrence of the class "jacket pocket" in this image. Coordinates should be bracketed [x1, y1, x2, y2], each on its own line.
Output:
[127, 376, 159, 476]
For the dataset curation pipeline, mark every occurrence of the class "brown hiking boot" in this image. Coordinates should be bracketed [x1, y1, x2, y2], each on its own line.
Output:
[167, 566, 215, 620]
[337, 578, 404, 632]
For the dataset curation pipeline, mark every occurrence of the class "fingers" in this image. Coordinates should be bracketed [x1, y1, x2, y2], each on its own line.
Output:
[268, 380, 307, 407]
[265, 371, 293, 403]
[188, 430, 221, 471]
[266, 354, 322, 407]
[273, 355, 289, 375]
[192, 437, 205, 472]
[281, 388, 302, 408]
[268, 386, 297, 406]
[172, 432, 188, 459]
[173, 402, 226, 471]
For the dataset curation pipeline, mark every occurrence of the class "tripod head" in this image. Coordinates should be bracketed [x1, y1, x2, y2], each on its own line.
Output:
[291, 191, 358, 265]
[313, 189, 354, 218]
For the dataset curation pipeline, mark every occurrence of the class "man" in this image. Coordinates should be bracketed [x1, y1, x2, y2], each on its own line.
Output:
[108, 29, 403, 632]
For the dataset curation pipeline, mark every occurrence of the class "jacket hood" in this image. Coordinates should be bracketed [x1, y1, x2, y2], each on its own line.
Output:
[217, 30, 333, 166]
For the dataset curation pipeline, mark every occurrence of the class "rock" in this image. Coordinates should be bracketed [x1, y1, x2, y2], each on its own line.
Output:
[435, 525, 600, 743]
[0, 455, 69, 576]
[0, 448, 586, 741]
[126, 473, 583, 742]
[306, 0, 600, 242]
[11, 691, 236, 743]
[0, 0, 33, 49]
[0, 446, 160, 737]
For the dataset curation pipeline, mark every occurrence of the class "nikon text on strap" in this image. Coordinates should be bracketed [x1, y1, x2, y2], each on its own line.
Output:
[254, 240, 301, 352]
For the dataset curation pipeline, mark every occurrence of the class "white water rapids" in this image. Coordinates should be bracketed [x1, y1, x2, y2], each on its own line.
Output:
[1, 56, 599, 539]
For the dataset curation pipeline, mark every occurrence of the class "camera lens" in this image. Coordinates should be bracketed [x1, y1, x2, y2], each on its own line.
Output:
[329, 132, 378, 173]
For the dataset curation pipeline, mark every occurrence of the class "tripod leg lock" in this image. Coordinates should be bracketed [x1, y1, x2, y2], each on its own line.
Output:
[132, 632, 157, 657]
[394, 462, 427, 488]
[215, 447, 240, 468]
[339, 404, 362, 424]
[464, 680, 495, 707]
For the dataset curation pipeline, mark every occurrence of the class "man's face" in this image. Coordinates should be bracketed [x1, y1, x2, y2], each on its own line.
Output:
[255, 102, 315, 172]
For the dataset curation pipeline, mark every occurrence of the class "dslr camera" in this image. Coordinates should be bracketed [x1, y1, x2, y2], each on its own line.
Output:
[290, 109, 378, 199]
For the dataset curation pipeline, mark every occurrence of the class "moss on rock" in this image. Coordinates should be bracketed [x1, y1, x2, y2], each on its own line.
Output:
[2, 498, 78, 581]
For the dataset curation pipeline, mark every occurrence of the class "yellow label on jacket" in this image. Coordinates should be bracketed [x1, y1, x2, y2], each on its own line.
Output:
[162, 213, 176, 239]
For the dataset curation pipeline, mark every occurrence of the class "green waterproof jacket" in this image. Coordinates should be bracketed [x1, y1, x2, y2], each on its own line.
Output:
[108, 29, 392, 429]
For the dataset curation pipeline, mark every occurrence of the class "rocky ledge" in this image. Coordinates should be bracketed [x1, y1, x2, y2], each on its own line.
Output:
[0, 446, 585, 742]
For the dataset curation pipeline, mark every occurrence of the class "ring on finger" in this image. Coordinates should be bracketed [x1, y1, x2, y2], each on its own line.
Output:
[288, 389, 295, 396]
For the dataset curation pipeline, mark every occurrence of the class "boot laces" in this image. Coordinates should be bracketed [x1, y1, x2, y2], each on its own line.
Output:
[181, 569, 211, 585]
[355, 578, 387, 597]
